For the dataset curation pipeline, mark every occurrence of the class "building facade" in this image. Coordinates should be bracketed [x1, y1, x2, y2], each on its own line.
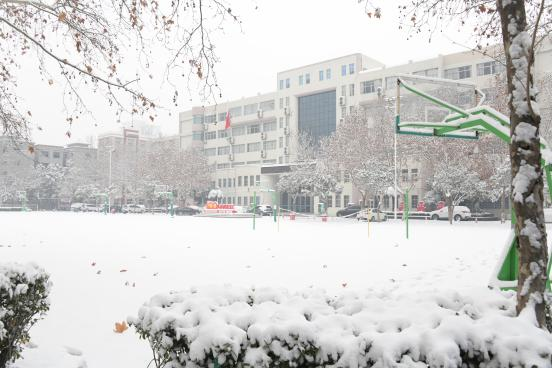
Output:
[178, 40, 552, 215]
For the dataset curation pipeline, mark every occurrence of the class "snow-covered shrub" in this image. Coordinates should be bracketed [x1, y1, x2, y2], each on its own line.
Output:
[0, 263, 51, 368]
[129, 286, 552, 368]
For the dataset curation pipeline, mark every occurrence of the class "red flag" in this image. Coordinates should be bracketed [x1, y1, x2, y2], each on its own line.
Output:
[225, 112, 231, 129]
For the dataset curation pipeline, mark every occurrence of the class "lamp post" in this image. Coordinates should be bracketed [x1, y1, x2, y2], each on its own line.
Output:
[106, 147, 116, 213]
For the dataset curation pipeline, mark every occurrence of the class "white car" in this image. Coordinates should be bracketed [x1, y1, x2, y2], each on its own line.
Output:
[356, 208, 387, 222]
[429, 206, 471, 221]
[122, 204, 146, 214]
[70, 203, 85, 212]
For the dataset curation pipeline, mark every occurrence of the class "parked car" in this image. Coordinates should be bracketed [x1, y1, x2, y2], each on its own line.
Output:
[429, 206, 471, 221]
[70, 203, 85, 212]
[122, 204, 146, 214]
[336, 204, 361, 217]
[249, 205, 273, 216]
[356, 208, 387, 222]
[85, 204, 103, 212]
[174, 206, 201, 216]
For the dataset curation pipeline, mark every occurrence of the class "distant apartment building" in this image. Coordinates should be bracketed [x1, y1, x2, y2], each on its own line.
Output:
[178, 39, 552, 215]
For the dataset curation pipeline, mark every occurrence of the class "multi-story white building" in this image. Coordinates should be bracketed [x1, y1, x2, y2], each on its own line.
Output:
[179, 39, 552, 214]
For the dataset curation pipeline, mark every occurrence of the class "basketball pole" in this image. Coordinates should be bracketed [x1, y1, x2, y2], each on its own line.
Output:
[394, 78, 400, 221]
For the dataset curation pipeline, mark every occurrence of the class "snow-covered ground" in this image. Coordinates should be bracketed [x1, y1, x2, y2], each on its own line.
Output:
[0, 212, 519, 367]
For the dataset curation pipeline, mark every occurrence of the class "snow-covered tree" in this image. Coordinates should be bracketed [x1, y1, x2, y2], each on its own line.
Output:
[432, 159, 487, 224]
[324, 107, 394, 208]
[30, 164, 66, 204]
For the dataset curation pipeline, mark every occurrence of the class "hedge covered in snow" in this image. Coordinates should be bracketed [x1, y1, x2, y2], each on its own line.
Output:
[129, 286, 552, 368]
[0, 262, 51, 367]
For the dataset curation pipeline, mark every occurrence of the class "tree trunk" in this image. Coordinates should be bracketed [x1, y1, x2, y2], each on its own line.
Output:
[498, 0, 549, 328]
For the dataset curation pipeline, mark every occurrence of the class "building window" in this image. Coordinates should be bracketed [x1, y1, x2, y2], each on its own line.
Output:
[192, 115, 204, 124]
[319, 70, 324, 81]
[244, 103, 258, 115]
[341, 65, 347, 76]
[247, 124, 261, 134]
[205, 131, 216, 140]
[250, 175, 255, 186]
[238, 176, 242, 186]
[305, 73, 310, 84]
[299, 75, 304, 85]
[244, 176, 248, 186]
[444, 65, 472, 80]
[349, 84, 355, 96]
[411, 195, 419, 209]
[192, 132, 203, 141]
[228, 106, 242, 117]
[361, 79, 382, 94]
[243, 197, 248, 206]
[341, 106, 346, 117]
[205, 114, 216, 124]
[237, 197, 242, 205]
[286, 78, 290, 88]
[327, 196, 333, 208]
[279, 137, 283, 148]
[477, 61, 504, 76]
[401, 168, 409, 181]
[279, 80, 284, 90]
[222, 178, 227, 187]
[335, 194, 341, 208]
[218, 179, 222, 187]
[232, 126, 245, 136]
[247, 142, 261, 152]
[297, 90, 337, 143]
[279, 98, 284, 109]
[233, 144, 245, 154]
[256, 175, 260, 186]
[218, 112, 226, 121]
[217, 130, 228, 139]
[326, 68, 331, 79]
[285, 96, 290, 106]
[53, 152, 60, 159]
[279, 117, 284, 128]
[217, 146, 230, 155]
[344, 195, 350, 206]
[41, 151, 49, 157]
[411, 168, 418, 181]
[279, 156, 283, 164]
[204, 148, 216, 156]
[349, 63, 355, 74]
[413, 68, 439, 78]
[260, 100, 275, 112]
[263, 140, 277, 150]
[383, 195, 389, 208]
[385, 76, 397, 90]
[263, 121, 277, 132]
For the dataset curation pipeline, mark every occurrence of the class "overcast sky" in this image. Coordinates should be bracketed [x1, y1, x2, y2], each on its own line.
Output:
[24, 0, 472, 147]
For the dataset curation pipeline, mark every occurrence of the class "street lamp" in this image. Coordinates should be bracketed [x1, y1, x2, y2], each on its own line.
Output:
[106, 146, 116, 212]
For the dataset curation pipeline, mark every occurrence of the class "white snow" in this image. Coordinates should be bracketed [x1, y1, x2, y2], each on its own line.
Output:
[0, 212, 549, 367]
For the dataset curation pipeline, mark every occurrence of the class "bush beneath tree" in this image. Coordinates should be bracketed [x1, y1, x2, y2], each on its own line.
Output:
[0, 263, 51, 368]
[129, 286, 552, 368]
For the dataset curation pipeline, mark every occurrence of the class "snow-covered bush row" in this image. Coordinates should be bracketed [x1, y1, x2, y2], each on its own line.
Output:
[0, 263, 51, 368]
[129, 286, 552, 368]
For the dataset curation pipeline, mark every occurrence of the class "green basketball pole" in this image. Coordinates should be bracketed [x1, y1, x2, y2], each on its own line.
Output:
[253, 191, 257, 230]
[405, 189, 409, 239]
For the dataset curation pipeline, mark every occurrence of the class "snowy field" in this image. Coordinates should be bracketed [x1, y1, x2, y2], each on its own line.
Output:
[0, 212, 522, 367]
